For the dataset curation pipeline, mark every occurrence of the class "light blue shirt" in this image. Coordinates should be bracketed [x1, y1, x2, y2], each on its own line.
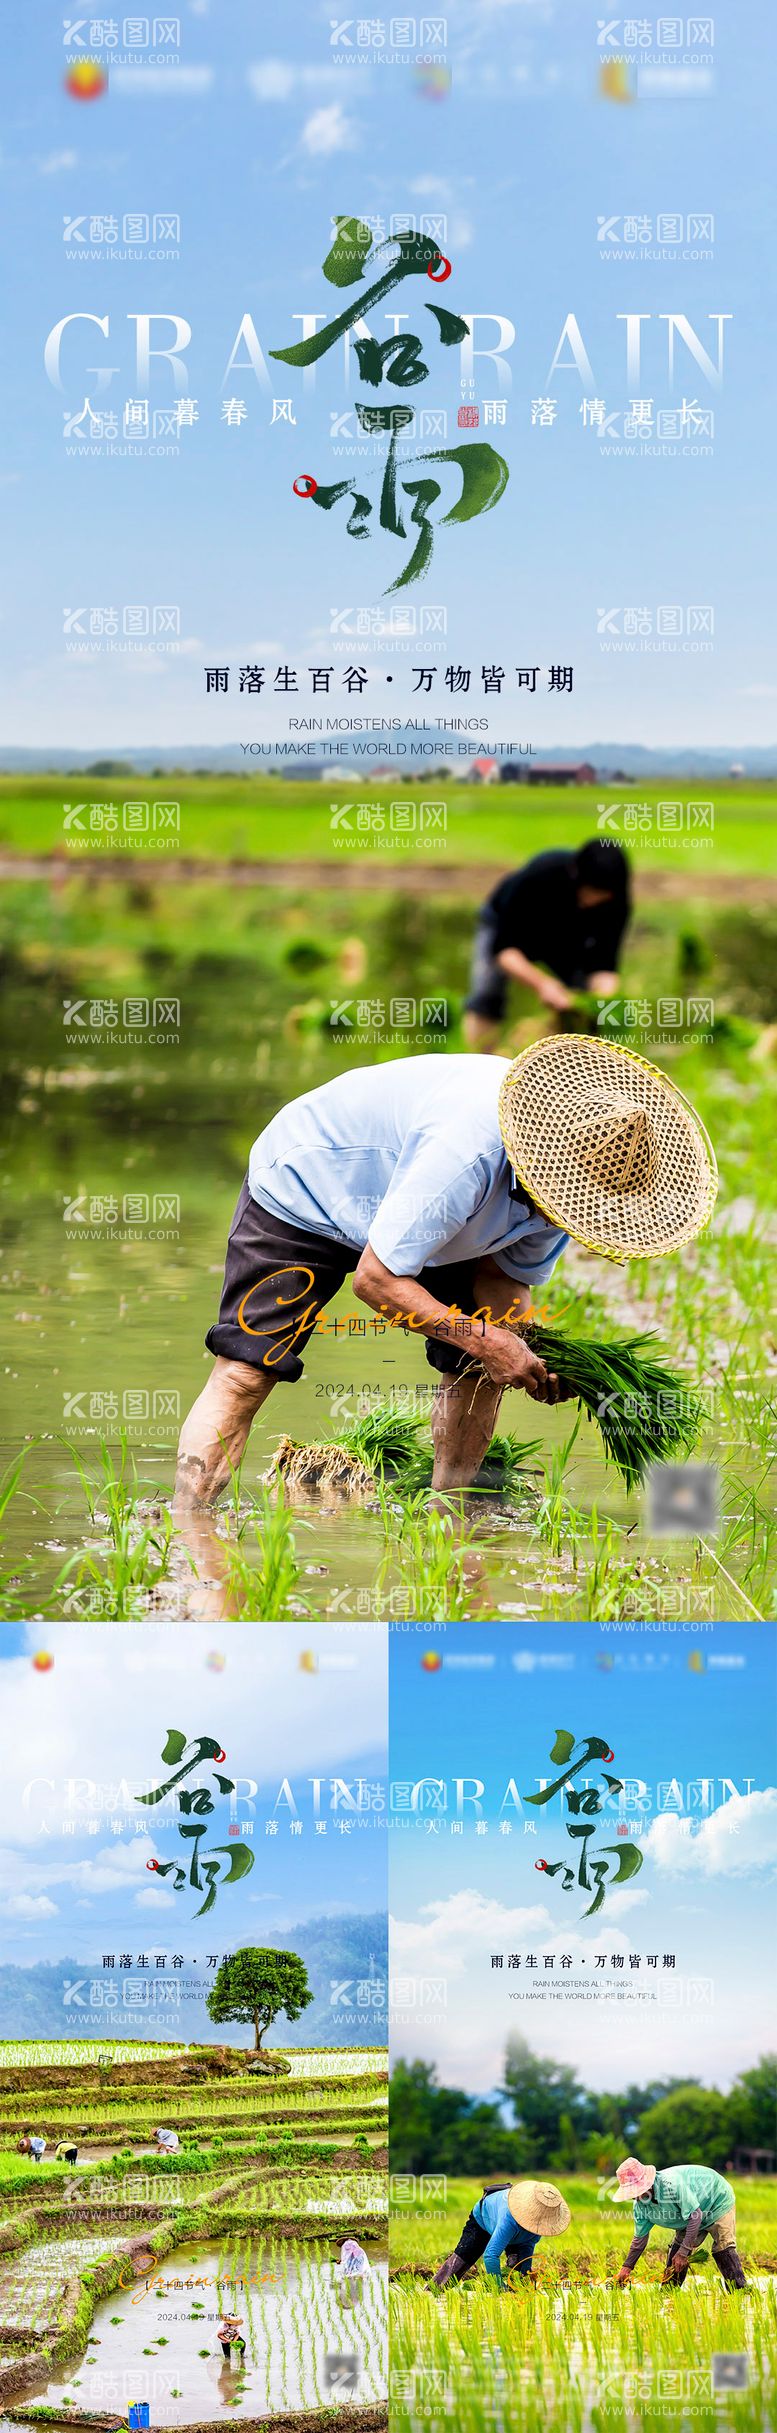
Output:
[473, 2190, 540, 2283]
[248, 1057, 568, 1283]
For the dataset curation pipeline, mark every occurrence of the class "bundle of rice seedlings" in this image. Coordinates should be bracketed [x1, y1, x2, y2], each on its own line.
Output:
[262, 1434, 374, 1500]
[521, 1325, 701, 1491]
[337, 1403, 426, 1481]
[338, 1402, 540, 1498]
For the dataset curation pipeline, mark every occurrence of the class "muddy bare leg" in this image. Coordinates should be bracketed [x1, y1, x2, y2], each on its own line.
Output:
[175, 1357, 276, 1509]
[430, 1371, 504, 1491]
[429, 1258, 528, 1490]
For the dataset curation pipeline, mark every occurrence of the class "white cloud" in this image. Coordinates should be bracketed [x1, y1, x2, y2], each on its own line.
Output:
[300, 103, 357, 156]
[135, 1885, 177, 1910]
[0, 1625, 386, 1858]
[248, 59, 296, 99]
[38, 150, 78, 173]
[0, 1838, 163, 1902]
[247, 62, 341, 101]
[409, 175, 452, 200]
[110, 64, 214, 94]
[642, 1789, 777, 1877]
[0, 1894, 58, 1921]
[392, 1888, 553, 1979]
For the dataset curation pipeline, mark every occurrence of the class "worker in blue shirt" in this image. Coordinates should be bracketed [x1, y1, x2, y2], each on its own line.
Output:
[433, 2178, 571, 2289]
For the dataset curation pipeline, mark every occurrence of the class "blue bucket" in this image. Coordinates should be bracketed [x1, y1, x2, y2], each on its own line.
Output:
[128, 2406, 151, 2430]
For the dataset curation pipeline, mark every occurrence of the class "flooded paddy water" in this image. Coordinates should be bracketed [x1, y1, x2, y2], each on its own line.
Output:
[8, 2237, 388, 2425]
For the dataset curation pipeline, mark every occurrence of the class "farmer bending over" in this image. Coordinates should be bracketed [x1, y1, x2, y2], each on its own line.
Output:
[338, 2236, 371, 2307]
[464, 838, 630, 1046]
[611, 2157, 746, 2288]
[217, 2314, 246, 2361]
[176, 1035, 716, 1506]
[19, 2133, 47, 2162]
[154, 2127, 179, 2154]
[434, 2178, 571, 2289]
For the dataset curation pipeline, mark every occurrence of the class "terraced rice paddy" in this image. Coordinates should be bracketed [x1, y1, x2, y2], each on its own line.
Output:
[12, 2236, 388, 2424]
[0, 2042, 388, 2423]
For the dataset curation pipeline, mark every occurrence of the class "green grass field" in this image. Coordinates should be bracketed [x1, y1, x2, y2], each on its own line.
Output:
[0, 774, 775, 876]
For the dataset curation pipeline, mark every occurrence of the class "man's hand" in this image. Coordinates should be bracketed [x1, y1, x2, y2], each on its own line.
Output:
[535, 973, 573, 1013]
[615, 2268, 632, 2288]
[478, 1329, 564, 1402]
[661, 2257, 683, 2285]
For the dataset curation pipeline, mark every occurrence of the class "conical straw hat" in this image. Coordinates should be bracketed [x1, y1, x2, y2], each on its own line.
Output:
[507, 2179, 571, 2235]
[498, 1034, 717, 1261]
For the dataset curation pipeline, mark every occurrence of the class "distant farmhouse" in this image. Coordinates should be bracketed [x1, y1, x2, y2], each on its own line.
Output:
[501, 761, 597, 786]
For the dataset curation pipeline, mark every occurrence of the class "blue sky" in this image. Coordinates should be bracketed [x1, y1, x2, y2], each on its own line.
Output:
[2, 0, 775, 749]
[390, 1624, 777, 2089]
[0, 1623, 387, 1962]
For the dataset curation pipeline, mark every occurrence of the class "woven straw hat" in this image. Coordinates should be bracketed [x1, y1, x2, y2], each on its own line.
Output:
[498, 1035, 717, 1261]
[507, 2179, 571, 2236]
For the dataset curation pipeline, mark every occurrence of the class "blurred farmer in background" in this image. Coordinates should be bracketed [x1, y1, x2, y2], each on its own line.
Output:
[464, 839, 631, 1047]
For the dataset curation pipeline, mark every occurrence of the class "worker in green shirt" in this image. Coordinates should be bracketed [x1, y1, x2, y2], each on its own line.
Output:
[610, 2156, 745, 2288]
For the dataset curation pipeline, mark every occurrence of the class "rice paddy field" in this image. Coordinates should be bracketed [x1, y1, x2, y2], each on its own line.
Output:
[0, 2040, 388, 2425]
[1, 775, 775, 1622]
[390, 2174, 777, 2431]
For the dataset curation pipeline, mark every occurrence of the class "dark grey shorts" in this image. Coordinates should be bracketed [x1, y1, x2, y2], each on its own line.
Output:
[206, 1182, 494, 1382]
[464, 916, 506, 1022]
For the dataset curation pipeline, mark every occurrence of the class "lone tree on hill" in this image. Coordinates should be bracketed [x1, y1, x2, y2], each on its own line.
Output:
[205, 1945, 313, 2051]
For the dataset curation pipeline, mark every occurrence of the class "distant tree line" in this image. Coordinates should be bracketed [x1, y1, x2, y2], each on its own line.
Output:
[390, 2040, 777, 2176]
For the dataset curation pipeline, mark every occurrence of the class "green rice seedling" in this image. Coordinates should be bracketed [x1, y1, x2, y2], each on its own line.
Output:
[0, 1445, 44, 1614]
[57, 1436, 177, 1618]
[378, 1489, 480, 1621]
[523, 1325, 702, 1490]
[225, 1484, 311, 1619]
[579, 1510, 642, 1621]
[535, 1415, 585, 1560]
